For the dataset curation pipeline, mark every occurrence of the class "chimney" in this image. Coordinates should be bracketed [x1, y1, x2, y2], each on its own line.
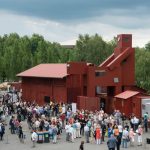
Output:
[114, 34, 132, 57]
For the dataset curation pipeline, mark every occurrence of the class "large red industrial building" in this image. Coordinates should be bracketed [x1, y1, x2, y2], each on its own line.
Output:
[17, 34, 150, 117]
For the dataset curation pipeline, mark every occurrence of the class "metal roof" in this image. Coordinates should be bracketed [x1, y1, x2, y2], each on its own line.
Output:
[17, 64, 68, 78]
[115, 90, 139, 99]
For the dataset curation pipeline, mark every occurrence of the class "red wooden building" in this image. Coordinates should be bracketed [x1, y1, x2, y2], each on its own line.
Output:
[17, 34, 150, 116]
[17, 62, 95, 106]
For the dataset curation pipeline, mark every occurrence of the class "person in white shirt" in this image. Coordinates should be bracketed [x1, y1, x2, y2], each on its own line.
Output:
[133, 116, 139, 131]
[122, 128, 129, 148]
[76, 120, 81, 138]
[69, 125, 74, 142]
[136, 125, 143, 146]
[118, 124, 123, 137]
[31, 131, 38, 147]
[65, 123, 71, 141]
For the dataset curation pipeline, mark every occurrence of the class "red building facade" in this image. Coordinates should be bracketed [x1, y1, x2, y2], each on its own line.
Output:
[17, 34, 150, 116]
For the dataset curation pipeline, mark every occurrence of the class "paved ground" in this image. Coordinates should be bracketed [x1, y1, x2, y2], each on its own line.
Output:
[0, 119, 150, 150]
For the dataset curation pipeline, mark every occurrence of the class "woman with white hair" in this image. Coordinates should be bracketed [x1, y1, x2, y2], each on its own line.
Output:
[136, 125, 143, 146]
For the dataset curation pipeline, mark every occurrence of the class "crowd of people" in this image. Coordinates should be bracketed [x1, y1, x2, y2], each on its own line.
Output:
[0, 92, 149, 149]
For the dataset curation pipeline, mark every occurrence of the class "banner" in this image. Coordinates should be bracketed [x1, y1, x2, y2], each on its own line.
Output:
[72, 103, 76, 113]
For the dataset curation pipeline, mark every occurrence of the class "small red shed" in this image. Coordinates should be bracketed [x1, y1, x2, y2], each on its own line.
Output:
[115, 90, 150, 117]
[114, 90, 140, 117]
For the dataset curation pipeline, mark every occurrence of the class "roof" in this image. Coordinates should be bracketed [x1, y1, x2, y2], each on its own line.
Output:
[115, 90, 140, 99]
[17, 64, 68, 78]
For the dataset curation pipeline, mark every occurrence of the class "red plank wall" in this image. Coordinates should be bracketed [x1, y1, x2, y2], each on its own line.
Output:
[77, 96, 100, 111]
[22, 77, 67, 105]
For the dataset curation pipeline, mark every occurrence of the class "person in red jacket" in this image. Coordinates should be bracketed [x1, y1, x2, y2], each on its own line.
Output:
[96, 125, 101, 144]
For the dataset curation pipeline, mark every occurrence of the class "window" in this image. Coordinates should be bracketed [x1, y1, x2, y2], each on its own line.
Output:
[123, 37, 129, 42]
[95, 70, 106, 77]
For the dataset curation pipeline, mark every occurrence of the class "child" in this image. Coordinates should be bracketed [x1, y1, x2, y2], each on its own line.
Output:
[96, 125, 101, 144]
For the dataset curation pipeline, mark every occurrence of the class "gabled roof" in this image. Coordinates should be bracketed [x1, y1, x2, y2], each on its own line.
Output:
[17, 64, 68, 78]
[115, 90, 139, 99]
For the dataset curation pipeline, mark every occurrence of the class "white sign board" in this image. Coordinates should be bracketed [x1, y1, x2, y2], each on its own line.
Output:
[141, 99, 150, 117]
[72, 103, 77, 113]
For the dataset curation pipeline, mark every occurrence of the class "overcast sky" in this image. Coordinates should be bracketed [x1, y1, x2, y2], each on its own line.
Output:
[0, 0, 150, 47]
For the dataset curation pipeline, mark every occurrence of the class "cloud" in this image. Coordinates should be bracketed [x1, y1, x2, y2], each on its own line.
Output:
[1, 0, 150, 47]
[0, 10, 150, 47]
[0, 0, 150, 22]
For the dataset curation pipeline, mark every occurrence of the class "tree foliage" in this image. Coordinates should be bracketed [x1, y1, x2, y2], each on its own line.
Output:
[135, 46, 150, 92]
[0, 33, 150, 92]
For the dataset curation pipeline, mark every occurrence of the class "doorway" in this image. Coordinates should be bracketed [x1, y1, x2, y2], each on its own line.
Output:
[100, 98, 106, 112]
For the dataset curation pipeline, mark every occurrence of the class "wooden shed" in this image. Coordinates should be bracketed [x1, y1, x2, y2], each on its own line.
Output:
[17, 62, 94, 105]
[115, 90, 150, 117]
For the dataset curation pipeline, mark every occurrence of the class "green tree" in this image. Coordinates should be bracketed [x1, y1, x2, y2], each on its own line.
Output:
[135, 47, 150, 92]
[75, 34, 113, 65]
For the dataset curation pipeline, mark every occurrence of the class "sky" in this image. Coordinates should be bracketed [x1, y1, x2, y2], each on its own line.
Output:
[0, 0, 150, 47]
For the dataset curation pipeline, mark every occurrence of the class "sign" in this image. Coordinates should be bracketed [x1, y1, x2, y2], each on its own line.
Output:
[142, 99, 150, 117]
[72, 103, 76, 113]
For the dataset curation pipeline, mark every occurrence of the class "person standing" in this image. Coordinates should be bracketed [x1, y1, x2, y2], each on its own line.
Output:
[101, 121, 106, 142]
[122, 128, 129, 148]
[96, 125, 101, 144]
[18, 125, 24, 143]
[0, 123, 5, 140]
[72, 122, 77, 139]
[84, 124, 89, 143]
[108, 126, 113, 138]
[76, 120, 81, 138]
[79, 141, 84, 150]
[107, 134, 117, 150]
[116, 135, 121, 150]
[52, 125, 58, 144]
[9, 116, 15, 134]
[31, 130, 38, 148]
[113, 126, 119, 137]
[65, 122, 70, 141]
[118, 124, 123, 138]
[143, 112, 149, 132]
[133, 116, 139, 132]
[129, 128, 136, 146]
[80, 117, 86, 136]
[136, 125, 143, 146]
[69, 125, 74, 142]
